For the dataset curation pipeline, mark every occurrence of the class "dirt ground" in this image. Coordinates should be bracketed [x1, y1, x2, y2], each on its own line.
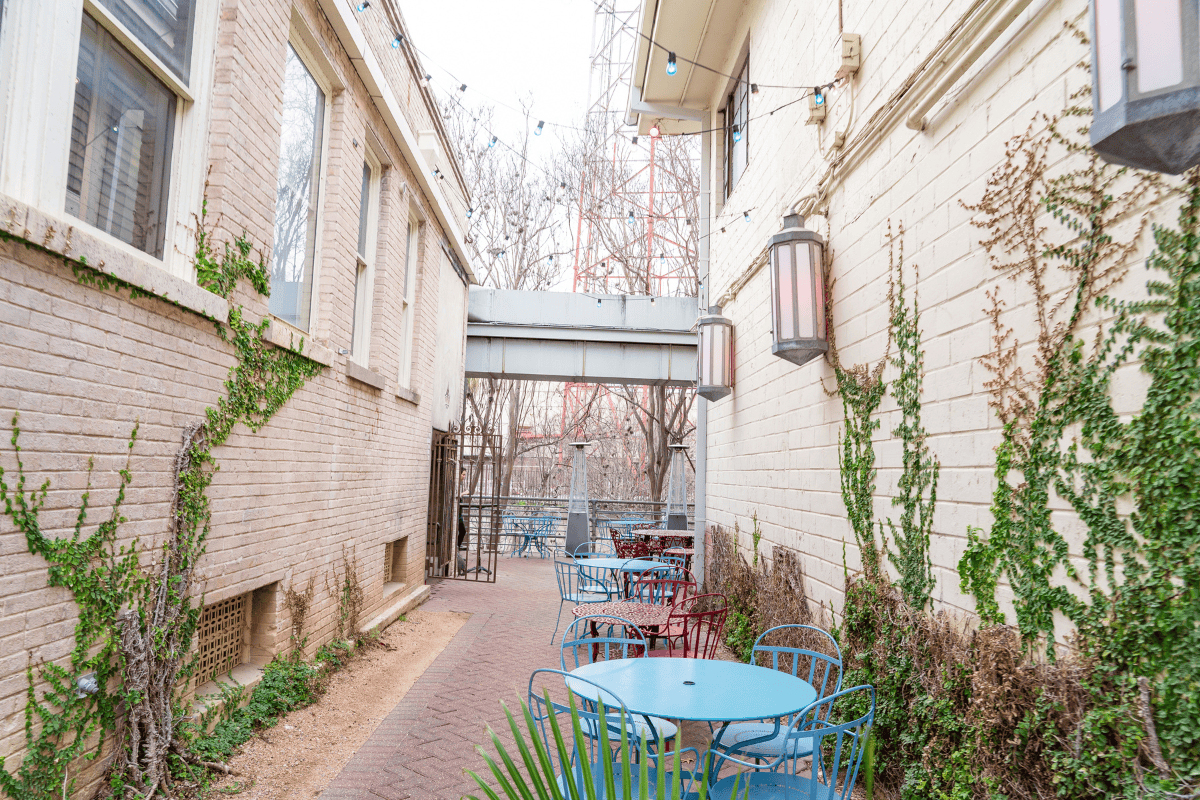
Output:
[212, 608, 469, 799]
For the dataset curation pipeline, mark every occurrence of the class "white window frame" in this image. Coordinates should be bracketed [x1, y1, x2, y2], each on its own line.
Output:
[397, 214, 420, 391]
[269, 12, 340, 336]
[0, 0, 219, 282]
[351, 147, 382, 365]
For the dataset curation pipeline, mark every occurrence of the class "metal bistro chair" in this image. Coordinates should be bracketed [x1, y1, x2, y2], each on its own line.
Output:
[552, 558, 613, 644]
[708, 686, 875, 800]
[708, 624, 844, 765]
[528, 668, 700, 800]
[573, 540, 617, 558]
[611, 528, 652, 560]
[628, 566, 695, 607]
[559, 614, 679, 747]
[649, 593, 728, 659]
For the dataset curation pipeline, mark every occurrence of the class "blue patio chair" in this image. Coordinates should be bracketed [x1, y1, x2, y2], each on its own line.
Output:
[573, 540, 616, 558]
[560, 615, 678, 744]
[527, 668, 699, 799]
[552, 558, 613, 644]
[708, 685, 874, 800]
[707, 624, 843, 764]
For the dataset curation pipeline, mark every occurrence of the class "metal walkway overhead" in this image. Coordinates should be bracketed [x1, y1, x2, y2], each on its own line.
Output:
[465, 288, 697, 386]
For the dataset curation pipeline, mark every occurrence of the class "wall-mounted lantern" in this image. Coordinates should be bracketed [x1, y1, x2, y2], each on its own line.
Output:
[697, 307, 733, 401]
[1090, 0, 1200, 174]
[768, 213, 827, 367]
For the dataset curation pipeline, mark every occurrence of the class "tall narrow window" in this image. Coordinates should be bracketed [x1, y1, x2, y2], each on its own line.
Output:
[397, 218, 419, 389]
[67, 14, 176, 258]
[352, 156, 381, 363]
[723, 57, 749, 200]
[271, 44, 325, 331]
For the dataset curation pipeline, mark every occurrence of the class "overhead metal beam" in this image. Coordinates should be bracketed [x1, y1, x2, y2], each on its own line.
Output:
[465, 288, 698, 385]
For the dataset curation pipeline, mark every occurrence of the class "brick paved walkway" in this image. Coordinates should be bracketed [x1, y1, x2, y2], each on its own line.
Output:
[321, 557, 571, 800]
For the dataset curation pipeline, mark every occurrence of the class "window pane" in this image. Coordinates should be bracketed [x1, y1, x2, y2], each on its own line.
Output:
[270, 45, 325, 331]
[351, 264, 368, 358]
[94, 0, 195, 83]
[725, 59, 749, 196]
[67, 14, 175, 259]
[357, 162, 371, 258]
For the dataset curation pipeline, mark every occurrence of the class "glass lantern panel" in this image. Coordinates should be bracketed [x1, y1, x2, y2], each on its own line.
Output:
[796, 242, 814, 338]
[776, 244, 796, 341]
[1135, 0, 1183, 92]
[1095, 0, 1123, 111]
[814, 243, 827, 340]
[700, 324, 713, 385]
[714, 325, 728, 385]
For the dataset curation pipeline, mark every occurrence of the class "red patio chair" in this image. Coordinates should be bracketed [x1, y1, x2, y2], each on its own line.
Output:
[649, 593, 729, 659]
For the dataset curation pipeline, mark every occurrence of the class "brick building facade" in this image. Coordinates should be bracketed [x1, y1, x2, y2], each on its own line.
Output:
[630, 0, 1175, 627]
[0, 0, 472, 787]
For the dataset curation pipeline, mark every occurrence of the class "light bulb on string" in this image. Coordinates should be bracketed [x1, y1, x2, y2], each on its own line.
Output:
[488, 136, 497, 148]
[628, 211, 635, 225]
[743, 210, 751, 222]
[751, 83, 759, 94]
[458, 84, 467, 92]
[535, 120, 545, 136]
[631, 136, 639, 145]
[649, 124, 660, 138]
[355, 1, 368, 10]
[732, 125, 742, 143]
[813, 88, 824, 106]
[666, 52, 678, 76]
[466, 207, 473, 219]
[391, 35, 403, 48]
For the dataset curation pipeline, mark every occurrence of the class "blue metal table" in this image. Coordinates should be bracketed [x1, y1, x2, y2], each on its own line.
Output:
[567, 657, 816, 723]
[504, 515, 555, 558]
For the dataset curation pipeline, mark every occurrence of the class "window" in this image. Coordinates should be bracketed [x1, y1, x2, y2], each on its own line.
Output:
[270, 44, 326, 331]
[723, 57, 749, 200]
[92, 0, 196, 83]
[66, 13, 178, 259]
[194, 593, 247, 689]
[352, 154, 382, 363]
[384, 536, 409, 587]
[397, 217, 419, 389]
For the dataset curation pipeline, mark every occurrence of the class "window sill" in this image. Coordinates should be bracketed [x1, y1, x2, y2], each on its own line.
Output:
[346, 359, 386, 390]
[395, 386, 421, 406]
[382, 581, 407, 600]
[0, 193, 228, 322]
[262, 317, 334, 366]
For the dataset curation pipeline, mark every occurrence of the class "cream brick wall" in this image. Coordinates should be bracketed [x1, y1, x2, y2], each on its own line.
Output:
[0, 0, 469, 788]
[702, 0, 1176, 626]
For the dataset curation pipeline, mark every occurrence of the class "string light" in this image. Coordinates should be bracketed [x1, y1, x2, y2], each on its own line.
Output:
[649, 124, 660, 137]
[666, 52, 678, 76]
[751, 83, 759, 94]
[733, 125, 742, 143]
[466, 207, 473, 218]
[535, 120, 545, 136]
[488, 136, 497, 148]
[355, 1, 369, 10]
[458, 83, 467, 92]
[391, 35, 403, 48]
[743, 210, 751, 222]
[631, 136, 639, 145]
[628, 211, 635, 225]
[813, 88, 825, 106]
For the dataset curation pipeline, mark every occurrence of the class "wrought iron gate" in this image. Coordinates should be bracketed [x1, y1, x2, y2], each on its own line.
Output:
[425, 423, 501, 581]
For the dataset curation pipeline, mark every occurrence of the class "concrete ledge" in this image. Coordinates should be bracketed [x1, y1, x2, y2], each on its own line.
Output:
[262, 317, 335, 366]
[346, 359, 386, 390]
[0, 193, 229, 322]
[360, 583, 431, 634]
[395, 385, 421, 406]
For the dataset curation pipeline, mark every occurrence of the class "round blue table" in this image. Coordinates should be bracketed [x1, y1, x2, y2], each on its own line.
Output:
[567, 657, 817, 722]
[572, 557, 666, 573]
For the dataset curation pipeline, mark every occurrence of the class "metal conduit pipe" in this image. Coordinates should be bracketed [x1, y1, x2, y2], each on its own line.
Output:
[906, 0, 1036, 130]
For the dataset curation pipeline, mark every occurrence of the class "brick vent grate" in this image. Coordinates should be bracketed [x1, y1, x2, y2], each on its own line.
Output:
[194, 593, 247, 688]
[384, 541, 394, 583]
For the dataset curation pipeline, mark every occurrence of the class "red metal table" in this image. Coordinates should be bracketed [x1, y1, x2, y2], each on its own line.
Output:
[572, 600, 673, 652]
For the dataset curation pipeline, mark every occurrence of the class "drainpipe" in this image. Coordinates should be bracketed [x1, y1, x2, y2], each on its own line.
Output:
[694, 125, 712, 587]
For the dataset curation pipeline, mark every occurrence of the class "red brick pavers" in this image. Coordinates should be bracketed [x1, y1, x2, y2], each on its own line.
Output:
[321, 556, 568, 800]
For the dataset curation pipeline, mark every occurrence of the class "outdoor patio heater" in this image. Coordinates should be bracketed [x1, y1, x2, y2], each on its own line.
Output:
[768, 213, 827, 367]
[697, 308, 734, 401]
[565, 441, 591, 555]
[1090, 0, 1200, 173]
[664, 443, 689, 530]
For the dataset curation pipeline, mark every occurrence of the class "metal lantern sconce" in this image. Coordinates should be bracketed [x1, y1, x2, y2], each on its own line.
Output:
[697, 307, 733, 401]
[1090, 0, 1200, 174]
[768, 213, 827, 367]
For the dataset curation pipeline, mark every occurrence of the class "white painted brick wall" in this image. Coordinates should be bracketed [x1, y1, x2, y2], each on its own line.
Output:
[702, 0, 1180, 626]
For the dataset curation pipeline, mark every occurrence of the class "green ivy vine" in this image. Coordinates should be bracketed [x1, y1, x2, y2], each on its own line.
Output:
[0, 197, 323, 799]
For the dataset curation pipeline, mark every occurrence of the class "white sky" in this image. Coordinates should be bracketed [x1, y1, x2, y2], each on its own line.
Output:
[400, 0, 596, 147]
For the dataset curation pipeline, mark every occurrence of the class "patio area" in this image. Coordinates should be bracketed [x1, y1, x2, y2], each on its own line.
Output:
[320, 557, 730, 800]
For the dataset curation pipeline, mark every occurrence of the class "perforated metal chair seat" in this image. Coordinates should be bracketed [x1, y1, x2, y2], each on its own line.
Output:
[712, 721, 815, 759]
[558, 762, 698, 799]
[566, 591, 610, 604]
[711, 771, 834, 800]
